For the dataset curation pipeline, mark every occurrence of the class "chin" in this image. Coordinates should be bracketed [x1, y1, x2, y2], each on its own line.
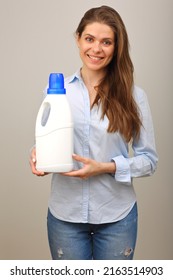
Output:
[86, 63, 105, 71]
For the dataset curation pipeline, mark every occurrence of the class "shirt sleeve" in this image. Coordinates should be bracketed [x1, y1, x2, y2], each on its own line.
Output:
[111, 87, 158, 184]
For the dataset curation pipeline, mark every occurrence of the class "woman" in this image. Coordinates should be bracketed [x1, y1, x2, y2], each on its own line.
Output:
[30, 6, 158, 260]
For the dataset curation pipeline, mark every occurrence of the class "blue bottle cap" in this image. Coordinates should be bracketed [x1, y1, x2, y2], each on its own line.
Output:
[47, 73, 66, 94]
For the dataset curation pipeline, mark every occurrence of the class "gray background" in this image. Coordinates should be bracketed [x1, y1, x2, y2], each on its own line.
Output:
[0, 0, 172, 259]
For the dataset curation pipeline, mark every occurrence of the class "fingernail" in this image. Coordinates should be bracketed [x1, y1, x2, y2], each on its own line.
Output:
[32, 158, 36, 163]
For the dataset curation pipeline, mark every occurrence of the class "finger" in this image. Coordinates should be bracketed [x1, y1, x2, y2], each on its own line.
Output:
[61, 169, 85, 178]
[30, 147, 36, 159]
[72, 154, 88, 164]
[34, 169, 45, 176]
[32, 158, 36, 163]
[62, 170, 80, 177]
[29, 158, 45, 176]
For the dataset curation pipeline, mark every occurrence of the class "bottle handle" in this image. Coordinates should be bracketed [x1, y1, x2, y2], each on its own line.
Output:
[36, 101, 51, 131]
[40, 102, 51, 126]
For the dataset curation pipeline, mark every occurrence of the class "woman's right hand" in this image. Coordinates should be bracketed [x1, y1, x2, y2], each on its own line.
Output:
[29, 147, 48, 176]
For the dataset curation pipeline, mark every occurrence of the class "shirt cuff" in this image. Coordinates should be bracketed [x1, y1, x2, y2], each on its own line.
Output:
[111, 155, 131, 184]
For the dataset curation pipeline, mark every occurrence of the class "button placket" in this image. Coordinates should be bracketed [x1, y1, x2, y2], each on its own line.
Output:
[80, 81, 91, 222]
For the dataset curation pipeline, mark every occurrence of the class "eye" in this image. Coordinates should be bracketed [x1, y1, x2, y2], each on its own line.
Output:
[103, 40, 112, 46]
[85, 37, 93, 42]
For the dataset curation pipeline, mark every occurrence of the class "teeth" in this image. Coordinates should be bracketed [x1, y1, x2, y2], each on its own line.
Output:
[89, 55, 102, 60]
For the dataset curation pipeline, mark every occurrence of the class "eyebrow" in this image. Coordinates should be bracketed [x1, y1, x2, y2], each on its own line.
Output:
[84, 33, 113, 40]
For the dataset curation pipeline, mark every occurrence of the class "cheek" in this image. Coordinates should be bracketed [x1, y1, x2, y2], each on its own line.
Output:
[78, 48, 87, 63]
[106, 48, 114, 60]
[79, 48, 85, 59]
[79, 47, 90, 60]
[78, 43, 87, 54]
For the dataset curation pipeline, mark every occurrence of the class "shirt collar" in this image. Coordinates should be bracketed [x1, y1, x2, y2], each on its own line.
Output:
[66, 68, 83, 84]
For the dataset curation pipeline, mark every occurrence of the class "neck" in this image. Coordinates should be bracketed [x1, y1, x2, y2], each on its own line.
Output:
[80, 67, 105, 88]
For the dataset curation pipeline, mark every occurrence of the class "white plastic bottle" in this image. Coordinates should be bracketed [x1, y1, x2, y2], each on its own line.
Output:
[35, 73, 74, 172]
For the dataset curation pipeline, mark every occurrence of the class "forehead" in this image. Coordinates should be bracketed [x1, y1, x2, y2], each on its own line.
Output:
[82, 22, 114, 39]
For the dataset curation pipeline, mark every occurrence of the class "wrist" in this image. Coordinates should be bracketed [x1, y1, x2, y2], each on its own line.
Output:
[100, 161, 116, 174]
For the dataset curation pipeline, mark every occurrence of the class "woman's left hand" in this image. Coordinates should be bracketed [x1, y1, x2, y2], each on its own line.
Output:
[61, 154, 116, 180]
[61, 154, 103, 179]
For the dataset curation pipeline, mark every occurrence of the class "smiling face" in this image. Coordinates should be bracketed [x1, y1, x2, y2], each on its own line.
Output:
[77, 22, 115, 74]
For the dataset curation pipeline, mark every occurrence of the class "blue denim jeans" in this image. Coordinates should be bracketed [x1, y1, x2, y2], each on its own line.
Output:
[47, 203, 138, 260]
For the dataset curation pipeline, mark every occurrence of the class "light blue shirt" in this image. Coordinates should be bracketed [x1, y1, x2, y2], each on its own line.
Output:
[48, 69, 158, 224]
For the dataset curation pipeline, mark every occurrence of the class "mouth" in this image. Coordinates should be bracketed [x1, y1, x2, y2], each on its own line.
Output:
[87, 54, 103, 61]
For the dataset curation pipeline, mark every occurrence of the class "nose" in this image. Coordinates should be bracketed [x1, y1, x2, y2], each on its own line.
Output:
[92, 41, 102, 53]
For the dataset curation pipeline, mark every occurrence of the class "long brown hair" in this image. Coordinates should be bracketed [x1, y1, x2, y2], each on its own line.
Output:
[76, 6, 142, 142]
